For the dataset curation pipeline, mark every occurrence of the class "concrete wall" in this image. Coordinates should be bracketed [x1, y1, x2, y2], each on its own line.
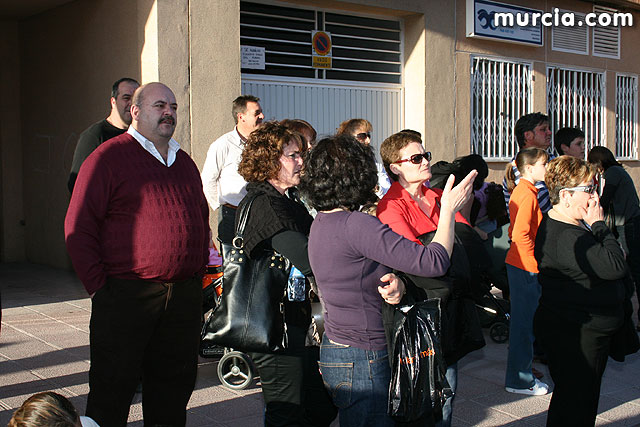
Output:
[0, 21, 26, 262]
[19, 0, 147, 267]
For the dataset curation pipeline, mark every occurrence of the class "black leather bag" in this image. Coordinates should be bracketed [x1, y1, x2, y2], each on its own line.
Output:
[201, 193, 291, 353]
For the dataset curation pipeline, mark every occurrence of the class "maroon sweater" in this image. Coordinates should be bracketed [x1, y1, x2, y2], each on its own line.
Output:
[65, 133, 209, 294]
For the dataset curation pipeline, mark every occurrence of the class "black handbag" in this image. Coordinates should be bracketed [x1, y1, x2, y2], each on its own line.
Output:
[201, 193, 291, 353]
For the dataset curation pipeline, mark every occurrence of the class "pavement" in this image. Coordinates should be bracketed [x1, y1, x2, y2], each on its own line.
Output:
[2, 262, 640, 426]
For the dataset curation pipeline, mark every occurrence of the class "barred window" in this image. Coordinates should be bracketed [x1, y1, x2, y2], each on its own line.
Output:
[616, 74, 638, 159]
[240, 1, 402, 84]
[546, 66, 605, 156]
[470, 57, 533, 160]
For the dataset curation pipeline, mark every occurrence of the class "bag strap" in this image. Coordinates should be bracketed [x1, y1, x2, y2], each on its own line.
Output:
[232, 192, 261, 249]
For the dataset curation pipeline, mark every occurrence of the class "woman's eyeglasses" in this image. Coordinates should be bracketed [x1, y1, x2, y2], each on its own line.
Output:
[394, 152, 432, 165]
[355, 132, 371, 141]
[562, 184, 596, 194]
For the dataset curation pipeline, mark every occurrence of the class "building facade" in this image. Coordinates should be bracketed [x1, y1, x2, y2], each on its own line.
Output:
[1, 0, 638, 268]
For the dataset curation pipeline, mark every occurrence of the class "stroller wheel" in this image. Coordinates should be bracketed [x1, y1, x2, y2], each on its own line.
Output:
[217, 350, 254, 390]
[489, 321, 509, 343]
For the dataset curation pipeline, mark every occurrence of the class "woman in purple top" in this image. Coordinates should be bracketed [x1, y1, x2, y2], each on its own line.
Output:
[300, 135, 476, 426]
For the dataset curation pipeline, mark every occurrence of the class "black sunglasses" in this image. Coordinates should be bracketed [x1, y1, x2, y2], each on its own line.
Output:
[394, 152, 432, 165]
[355, 132, 371, 141]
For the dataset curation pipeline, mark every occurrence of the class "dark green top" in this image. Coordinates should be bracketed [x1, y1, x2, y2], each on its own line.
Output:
[601, 165, 640, 227]
[67, 119, 125, 193]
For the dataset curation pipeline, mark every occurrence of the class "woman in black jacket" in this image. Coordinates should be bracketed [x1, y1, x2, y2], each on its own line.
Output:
[533, 156, 632, 426]
[234, 122, 336, 426]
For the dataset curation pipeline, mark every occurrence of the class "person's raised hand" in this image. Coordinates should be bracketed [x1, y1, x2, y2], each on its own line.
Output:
[581, 191, 604, 226]
[440, 170, 478, 214]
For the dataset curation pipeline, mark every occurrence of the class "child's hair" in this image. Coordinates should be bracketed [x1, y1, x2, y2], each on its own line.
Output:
[8, 392, 80, 427]
[504, 147, 549, 192]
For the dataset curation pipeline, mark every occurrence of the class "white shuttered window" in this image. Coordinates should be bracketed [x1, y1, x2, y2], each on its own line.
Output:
[470, 57, 533, 160]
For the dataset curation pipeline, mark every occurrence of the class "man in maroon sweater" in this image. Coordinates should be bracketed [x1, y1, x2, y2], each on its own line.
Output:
[65, 82, 209, 427]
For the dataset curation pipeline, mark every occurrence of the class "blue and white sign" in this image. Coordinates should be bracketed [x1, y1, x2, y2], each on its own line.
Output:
[466, 0, 544, 46]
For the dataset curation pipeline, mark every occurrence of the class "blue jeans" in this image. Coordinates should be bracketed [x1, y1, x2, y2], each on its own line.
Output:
[319, 335, 394, 427]
[437, 363, 458, 427]
[505, 264, 541, 389]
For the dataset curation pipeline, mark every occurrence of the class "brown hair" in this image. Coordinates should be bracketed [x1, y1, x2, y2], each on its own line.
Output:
[9, 392, 80, 427]
[280, 119, 316, 150]
[238, 121, 302, 182]
[504, 147, 549, 193]
[380, 131, 423, 182]
[545, 155, 595, 205]
[336, 118, 372, 136]
[232, 95, 260, 124]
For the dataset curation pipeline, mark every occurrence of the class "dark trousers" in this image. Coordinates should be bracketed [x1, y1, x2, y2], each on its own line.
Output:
[86, 277, 202, 427]
[534, 305, 615, 427]
[249, 322, 337, 427]
[218, 205, 237, 245]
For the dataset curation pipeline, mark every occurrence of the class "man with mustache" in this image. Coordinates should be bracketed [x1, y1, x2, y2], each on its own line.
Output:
[67, 77, 139, 193]
[65, 82, 209, 426]
[201, 95, 264, 244]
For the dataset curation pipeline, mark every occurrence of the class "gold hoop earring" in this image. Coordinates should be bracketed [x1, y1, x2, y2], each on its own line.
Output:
[565, 202, 570, 208]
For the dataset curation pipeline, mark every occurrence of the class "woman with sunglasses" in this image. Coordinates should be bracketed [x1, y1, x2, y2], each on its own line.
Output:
[337, 118, 391, 197]
[533, 156, 628, 426]
[376, 131, 475, 427]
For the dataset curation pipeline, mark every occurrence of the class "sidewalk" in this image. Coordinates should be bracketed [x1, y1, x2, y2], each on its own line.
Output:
[2, 262, 640, 426]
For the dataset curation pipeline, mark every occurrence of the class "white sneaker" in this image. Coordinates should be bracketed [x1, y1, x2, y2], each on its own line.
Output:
[505, 379, 549, 396]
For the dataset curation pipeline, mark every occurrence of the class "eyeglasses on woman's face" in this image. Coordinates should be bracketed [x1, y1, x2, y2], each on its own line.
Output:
[355, 132, 371, 142]
[562, 184, 596, 194]
[394, 152, 432, 165]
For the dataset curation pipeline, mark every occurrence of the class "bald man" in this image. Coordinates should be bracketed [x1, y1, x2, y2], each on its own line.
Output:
[65, 82, 209, 426]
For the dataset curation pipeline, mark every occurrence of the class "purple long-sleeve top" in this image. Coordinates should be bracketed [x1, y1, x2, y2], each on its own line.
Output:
[308, 210, 450, 350]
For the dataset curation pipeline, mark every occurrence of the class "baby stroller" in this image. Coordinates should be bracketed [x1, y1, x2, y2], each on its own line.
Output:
[200, 247, 257, 390]
[453, 220, 511, 344]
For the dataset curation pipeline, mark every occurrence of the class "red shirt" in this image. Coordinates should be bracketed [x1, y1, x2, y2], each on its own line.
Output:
[377, 181, 470, 244]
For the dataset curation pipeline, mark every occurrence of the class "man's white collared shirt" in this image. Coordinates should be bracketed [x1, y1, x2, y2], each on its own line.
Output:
[127, 126, 180, 167]
[201, 128, 248, 211]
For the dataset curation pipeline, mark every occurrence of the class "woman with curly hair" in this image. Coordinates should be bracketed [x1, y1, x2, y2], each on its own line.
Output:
[236, 121, 337, 426]
[533, 156, 629, 426]
[300, 135, 476, 427]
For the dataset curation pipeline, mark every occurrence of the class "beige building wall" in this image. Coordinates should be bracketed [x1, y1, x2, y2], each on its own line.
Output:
[18, 0, 147, 268]
[0, 21, 26, 262]
[2, 0, 639, 268]
[453, 0, 640, 189]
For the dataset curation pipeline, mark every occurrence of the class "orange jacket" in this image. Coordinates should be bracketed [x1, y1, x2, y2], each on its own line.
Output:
[505, 179, 542, 273]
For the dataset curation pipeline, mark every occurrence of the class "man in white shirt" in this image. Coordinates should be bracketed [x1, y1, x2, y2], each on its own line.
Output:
[201, 95, 264, 244]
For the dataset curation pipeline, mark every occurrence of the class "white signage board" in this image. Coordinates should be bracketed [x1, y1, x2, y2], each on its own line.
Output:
[466, 0, 543, 46]
[241, 45, 265, 70]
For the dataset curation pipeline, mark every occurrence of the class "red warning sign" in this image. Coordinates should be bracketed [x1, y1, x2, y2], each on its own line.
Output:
[312, 31, 332, 56]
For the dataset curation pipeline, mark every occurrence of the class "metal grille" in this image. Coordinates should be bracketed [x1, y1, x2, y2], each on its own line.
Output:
[470, 57, 533, 160]
[240, 1, 402, 84]
[616, 74, 638, 159]
[546, 66, 606, 155]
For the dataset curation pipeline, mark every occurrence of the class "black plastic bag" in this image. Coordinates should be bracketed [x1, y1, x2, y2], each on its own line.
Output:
[388, 298, 452, 423]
